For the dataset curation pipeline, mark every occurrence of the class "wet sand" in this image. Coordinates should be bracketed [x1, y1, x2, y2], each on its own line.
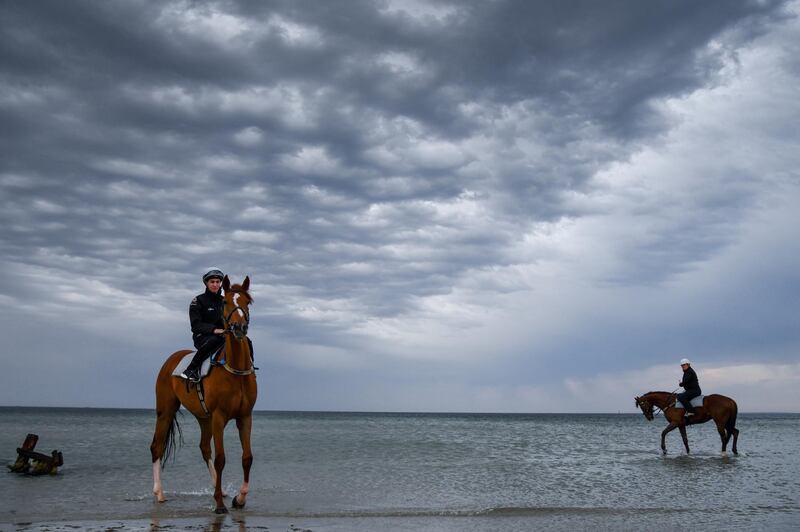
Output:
[10, 511, 799, 532]
[4, 515, 520, 532]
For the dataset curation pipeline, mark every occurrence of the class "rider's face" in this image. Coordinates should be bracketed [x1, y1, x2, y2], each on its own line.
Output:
[206, 278, 222, 293]
[681, 363, 689, 370]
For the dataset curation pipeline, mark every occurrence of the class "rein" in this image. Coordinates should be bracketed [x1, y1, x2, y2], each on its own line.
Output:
[644, 390, 679, 419]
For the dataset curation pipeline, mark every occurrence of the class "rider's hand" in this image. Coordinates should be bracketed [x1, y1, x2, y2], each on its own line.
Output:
[214, 328, 224, 334]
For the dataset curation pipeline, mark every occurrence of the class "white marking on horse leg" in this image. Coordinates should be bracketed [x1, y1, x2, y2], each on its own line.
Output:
[237, 481, 250, 504]
[207, 459, 216, 486]
[208, 458, 228, 496]
[152, 460, 165, 502]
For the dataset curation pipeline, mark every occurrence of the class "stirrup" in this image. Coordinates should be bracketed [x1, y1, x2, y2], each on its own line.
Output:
[182, 368, 200, 383]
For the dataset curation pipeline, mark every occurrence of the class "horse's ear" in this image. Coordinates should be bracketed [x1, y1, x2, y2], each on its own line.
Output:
[242, 276, 250, 291]
[222, 275, 230, 291]
[634, 397, 640, 407]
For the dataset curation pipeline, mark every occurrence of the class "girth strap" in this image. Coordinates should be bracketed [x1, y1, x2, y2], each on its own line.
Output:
[196, 380, 210, 417]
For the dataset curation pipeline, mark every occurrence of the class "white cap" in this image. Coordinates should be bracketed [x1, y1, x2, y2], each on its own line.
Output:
[680, 358, 691, 365]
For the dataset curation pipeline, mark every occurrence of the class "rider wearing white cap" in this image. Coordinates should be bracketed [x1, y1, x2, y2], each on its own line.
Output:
[677, 358, 701, 416]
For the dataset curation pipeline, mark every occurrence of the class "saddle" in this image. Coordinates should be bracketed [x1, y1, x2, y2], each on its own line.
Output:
[171, 346, 225, 417]
[172, 344, 226, 381]
[674, 395, 704, 410]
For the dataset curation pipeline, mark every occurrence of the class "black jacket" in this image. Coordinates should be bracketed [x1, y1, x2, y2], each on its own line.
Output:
[680, 366, 701, 394]
[189, 289, 224, 340]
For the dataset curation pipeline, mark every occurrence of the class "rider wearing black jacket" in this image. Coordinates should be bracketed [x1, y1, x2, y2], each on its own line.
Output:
[182, 268, 256, 383]
[677, 358, 702, 416]
[182, 269, 227, 382]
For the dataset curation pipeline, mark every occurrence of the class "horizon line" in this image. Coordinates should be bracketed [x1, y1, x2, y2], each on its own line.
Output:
[0, 405, 797, 415]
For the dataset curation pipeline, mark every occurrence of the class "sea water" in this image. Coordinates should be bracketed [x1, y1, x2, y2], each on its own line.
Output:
[1, 407, 798, 530]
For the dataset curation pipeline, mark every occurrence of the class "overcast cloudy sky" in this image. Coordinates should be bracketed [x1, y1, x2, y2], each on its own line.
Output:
[1, 0, 798, 412]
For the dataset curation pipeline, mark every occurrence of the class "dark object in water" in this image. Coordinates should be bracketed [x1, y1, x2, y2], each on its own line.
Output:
[7, 433, 64, 475]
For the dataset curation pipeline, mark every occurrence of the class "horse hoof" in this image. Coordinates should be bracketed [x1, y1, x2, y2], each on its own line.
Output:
[214, 506, 228, 514]
[232, 494, 245, 509]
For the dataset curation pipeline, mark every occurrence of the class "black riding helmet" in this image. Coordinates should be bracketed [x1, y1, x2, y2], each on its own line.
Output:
[202, 268, 225, 284]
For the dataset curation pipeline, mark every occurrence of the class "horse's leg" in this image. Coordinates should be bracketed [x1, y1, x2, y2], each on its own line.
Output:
[730, 425, 740, 455]
[198, 417, 217, 489]
[678, 425, 690, 454]
[232, 415, 253, 509]
[150, 386, 180, 503]
[150, 414, 172, 502]
[211, 412, 228, 514]
[715, 418, 729, 456]
[661, 422, 677, 454]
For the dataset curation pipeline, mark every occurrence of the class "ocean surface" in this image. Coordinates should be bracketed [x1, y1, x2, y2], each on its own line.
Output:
[1, 407, 799, 531]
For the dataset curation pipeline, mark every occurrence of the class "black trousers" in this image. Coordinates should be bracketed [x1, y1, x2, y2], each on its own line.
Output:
[188, 334, 255, 369]
[677, 390, 700, 412]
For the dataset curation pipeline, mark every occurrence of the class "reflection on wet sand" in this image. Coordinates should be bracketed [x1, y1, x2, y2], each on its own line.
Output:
[150, 514, 250, 531]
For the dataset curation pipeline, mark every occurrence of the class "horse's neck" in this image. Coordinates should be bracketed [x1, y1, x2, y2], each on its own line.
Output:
[224, 336, 251, 370]
[648, 392, 673, 408]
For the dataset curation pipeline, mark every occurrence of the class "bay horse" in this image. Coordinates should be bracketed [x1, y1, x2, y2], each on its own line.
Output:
[150, 275, 257, 514]
[634, 391, 739, 456]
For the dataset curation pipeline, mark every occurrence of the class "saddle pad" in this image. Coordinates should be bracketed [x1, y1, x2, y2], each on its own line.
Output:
[172, 352, 214, 379]
[676, 395, 704, 409]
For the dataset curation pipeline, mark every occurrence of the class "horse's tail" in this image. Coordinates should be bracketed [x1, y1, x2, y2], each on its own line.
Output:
[725, 399, 738, 433]
[161, 409, 183, 467]
[154, 349, 192, 468]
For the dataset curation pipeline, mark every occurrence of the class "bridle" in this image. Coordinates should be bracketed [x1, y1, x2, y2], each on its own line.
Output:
[213, 287, 254, 376]
[637, 391, 680, 420]
[222, 288, 251, 340]
[636, 396, 656, 420]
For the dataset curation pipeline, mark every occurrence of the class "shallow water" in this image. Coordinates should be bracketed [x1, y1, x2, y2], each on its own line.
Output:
[1, 408, 798, 530]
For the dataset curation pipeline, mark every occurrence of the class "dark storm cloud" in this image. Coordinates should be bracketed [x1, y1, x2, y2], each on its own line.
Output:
[0, 0, 797, 410]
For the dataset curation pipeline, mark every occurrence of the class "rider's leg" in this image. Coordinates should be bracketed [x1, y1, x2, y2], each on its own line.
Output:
[677, 392, 694, 416]
[183, 335, 224, 381]
[685, 391, 700, 415]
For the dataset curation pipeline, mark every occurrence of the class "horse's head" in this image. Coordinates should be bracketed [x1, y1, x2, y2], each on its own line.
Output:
[222, 275, 252, 340]
[635, 395, 655, 421]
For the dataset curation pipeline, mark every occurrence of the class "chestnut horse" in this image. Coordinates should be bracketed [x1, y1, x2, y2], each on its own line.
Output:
[150, 276, 257, 514]
[635, 391, 739, 456]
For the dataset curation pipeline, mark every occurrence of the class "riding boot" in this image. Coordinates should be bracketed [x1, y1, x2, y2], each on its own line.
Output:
[182, 351, 208, 382]
[183, 335, 224, 382]
[685, 405, 695, 417]
[181, 361, 202, 383]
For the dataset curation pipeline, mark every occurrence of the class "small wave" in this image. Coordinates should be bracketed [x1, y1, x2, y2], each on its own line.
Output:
[199, 506, 692, 519]
[478, 506, 689, 516]
[124, 484, 238, 501]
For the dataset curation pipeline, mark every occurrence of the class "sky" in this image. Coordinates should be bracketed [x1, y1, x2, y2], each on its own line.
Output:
[1, 0, 798, 413]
